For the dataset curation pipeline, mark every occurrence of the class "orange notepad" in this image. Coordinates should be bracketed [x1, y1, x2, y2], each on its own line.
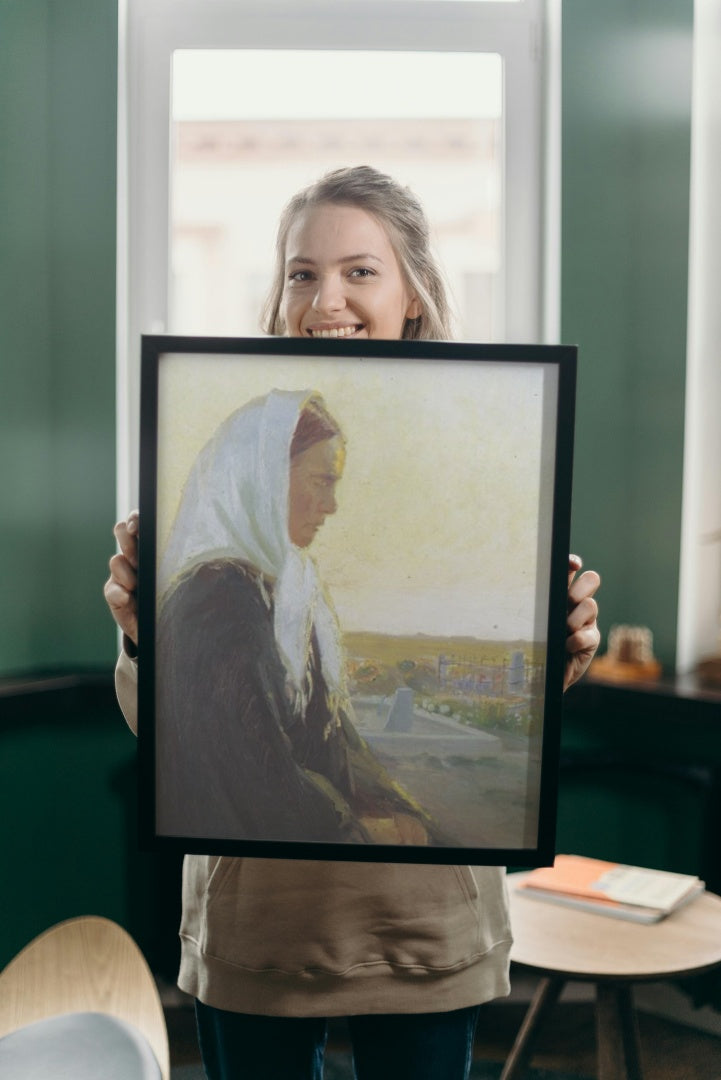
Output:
[517, 855, 704, 923]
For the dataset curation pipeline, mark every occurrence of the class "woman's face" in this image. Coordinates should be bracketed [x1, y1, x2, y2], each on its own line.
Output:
[288, 435, 345, 548]
[281, 203, 421, 341]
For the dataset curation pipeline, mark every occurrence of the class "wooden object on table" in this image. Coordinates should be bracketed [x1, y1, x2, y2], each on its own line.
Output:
[591, 655, 663, 682]
[696, 654, 721, 688]
[503, 872, 721, 1080]
[0, 915, 169, 1080]
[591, 624, 662, 683]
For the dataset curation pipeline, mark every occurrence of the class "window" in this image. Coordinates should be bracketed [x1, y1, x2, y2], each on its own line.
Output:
[677, 1, 721, 673]
[169, 49, 503, 340]
[118, 0, 556, 509]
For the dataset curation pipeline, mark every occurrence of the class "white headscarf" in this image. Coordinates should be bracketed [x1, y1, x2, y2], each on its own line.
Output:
[157, 389, 346, 709]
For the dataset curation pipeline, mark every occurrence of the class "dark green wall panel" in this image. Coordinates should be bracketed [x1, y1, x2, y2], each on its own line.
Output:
[0, 0, 118, 674]
[0, 683, 184, 976]
[0, 3, 54, 668]
[562, 1, 693, 669]
[0, 702, 132, 965]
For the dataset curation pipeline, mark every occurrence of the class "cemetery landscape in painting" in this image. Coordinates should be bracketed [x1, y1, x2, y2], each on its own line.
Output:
[344, 630, 546, 850]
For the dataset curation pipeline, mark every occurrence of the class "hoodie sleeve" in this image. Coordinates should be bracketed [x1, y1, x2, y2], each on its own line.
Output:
[115, 647, 139, 736]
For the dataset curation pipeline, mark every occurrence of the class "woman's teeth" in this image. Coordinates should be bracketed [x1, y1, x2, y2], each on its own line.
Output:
[310, 325, 360, 338]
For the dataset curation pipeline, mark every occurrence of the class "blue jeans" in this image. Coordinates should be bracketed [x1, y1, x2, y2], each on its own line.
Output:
[195, 1000, 481, 1080]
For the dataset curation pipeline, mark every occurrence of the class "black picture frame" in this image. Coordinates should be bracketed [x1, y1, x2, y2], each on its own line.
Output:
[138, 335, 576, 865]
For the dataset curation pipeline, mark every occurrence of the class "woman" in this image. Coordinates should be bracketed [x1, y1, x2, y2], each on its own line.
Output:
[155, 388, 436, 846]
[106, 166, 601, 1080]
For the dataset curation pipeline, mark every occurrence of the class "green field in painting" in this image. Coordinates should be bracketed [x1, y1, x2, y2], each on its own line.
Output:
[343, 630, 546, 668]
[341, 630, 546, 847]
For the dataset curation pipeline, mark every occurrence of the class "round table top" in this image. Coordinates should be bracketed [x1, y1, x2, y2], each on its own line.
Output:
[508, 871, 721, 981]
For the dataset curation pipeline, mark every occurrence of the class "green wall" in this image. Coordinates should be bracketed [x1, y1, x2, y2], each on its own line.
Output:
[0, 0, 129, 969]
[0, 0, 118, 675]
[562, 0, 693, 670]
[0, 1, 693, 677]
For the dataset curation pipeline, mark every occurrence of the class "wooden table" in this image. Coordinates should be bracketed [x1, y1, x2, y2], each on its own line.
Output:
[503, 873, 721, 1080]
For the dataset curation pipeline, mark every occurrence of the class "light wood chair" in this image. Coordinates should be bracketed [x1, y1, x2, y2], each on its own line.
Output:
[0, 915, 169, 1079]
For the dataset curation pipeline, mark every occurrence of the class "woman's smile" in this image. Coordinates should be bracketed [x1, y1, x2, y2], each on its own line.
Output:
[306, 322, 365, 339]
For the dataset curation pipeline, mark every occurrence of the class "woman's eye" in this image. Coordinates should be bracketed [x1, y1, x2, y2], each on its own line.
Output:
[288, 270, 313, 283]
[349, 267, 375, 279]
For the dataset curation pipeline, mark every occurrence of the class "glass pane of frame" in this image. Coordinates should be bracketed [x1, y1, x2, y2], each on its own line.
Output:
[137, 336, 576, 865]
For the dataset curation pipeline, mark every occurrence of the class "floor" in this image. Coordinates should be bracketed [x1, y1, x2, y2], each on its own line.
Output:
[474, 999, 721, 1079]
[165, 979, 721, 1079]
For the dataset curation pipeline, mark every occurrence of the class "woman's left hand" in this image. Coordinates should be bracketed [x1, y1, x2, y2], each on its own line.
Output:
[564, 554, 601, 691]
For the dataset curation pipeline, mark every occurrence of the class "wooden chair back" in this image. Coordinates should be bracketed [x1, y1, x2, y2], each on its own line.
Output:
[0, 916, 169, 1079]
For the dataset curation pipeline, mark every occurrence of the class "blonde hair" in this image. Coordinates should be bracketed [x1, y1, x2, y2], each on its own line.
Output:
[262, 165, 453, 341]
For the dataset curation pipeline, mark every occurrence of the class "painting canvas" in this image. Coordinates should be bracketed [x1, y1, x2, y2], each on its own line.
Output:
[137, 335, 576, 864]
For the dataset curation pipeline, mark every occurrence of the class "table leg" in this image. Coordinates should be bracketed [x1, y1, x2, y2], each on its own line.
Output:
[596, 982, 643, 1080]
[499, 976, 565, 1080]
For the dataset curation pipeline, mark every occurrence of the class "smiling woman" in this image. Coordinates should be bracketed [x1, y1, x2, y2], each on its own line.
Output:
[282, 205, 421, 341]
[167, 46, 505, 346]
[263, 165, 452, 341]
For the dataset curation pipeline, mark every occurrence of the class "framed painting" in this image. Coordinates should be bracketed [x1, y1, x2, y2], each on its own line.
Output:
[137, 335, 576, 865]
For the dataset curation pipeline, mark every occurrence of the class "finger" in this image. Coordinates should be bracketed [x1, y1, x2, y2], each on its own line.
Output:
[113, 519, 139, 568]
[567, 553, 583, 589]
[566, 594, 599, 634]
[103, 580, 139, 642]
[566, 623, 601, 657]
[103, 578, 132, 612]
[108, 552, 138, 592]
[564, 652, 595, 691]
[104, 578, 138, 630]
[564, 631, 601, 690]
[568, 569, 601, 608]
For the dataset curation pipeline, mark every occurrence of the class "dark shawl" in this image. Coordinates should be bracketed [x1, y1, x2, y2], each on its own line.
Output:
[155, 559, 434, 844]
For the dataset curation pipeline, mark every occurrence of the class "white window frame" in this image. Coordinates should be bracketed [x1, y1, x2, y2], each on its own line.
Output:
[676, 0, 721, 674]
[117, 0, 558, 511]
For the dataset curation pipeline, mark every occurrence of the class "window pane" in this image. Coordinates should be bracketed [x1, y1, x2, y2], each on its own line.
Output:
[170, 50, 503, 340]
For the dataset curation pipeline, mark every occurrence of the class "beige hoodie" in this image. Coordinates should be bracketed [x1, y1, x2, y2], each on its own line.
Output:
[116, 650, 512, 1016]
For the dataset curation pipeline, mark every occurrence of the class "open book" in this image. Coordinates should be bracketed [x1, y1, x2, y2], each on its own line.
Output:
[516, 854, 705, 923]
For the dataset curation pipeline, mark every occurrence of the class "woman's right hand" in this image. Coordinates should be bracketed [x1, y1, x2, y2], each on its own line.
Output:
[103, 510, 140, 646]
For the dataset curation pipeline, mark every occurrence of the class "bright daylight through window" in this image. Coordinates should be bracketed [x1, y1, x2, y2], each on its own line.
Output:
[170, 50, 503, 343]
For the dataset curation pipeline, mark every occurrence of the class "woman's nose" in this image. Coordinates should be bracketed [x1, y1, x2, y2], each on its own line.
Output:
[319, 488, 338, 515]
[312, 274, 345, 315]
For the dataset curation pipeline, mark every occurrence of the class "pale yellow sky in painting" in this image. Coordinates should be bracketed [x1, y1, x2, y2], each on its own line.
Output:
[156, 351, 558, 640]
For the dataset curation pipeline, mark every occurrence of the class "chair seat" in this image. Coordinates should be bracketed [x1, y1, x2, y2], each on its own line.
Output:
[0, 1011, 162, 1079]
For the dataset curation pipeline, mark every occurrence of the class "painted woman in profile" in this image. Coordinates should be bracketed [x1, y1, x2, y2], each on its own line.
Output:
[154, 387, 439, 846]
